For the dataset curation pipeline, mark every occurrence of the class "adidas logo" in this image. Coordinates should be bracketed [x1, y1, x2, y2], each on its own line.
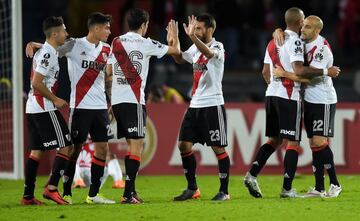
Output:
[324, 164, 332, 170]
[80, 51, 86, 56]
[126, 175, 130, 181]
[253, 161, 259, 166]
[284, 173, 290, 178]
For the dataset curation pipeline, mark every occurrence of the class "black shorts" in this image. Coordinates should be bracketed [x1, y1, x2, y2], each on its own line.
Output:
[179, 105, 227, 147]
[112, 103, 146, 139]
[70, 109, 113, 144]
[304, 101, 336, 138]
[26, 110, 72, 151]
[265, 96, 302, 141]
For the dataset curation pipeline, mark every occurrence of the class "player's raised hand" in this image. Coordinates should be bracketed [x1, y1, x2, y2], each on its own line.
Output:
[53, 97, 68, 109]
[273, 65, 285, 78]
[327, 66, 341, 78]
[166, 19, 178, 45]
[183, 15, 197, 37]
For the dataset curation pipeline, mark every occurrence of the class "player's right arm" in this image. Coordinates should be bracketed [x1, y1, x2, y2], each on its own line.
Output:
[31, 73, 68, 108]
[262, 64, 271, 84]
[26, 42, 43, 58]
[273, 65, 311, 83]
[105, 64, 113, 99]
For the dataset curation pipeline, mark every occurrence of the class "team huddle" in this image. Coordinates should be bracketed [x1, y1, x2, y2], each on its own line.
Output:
[21, 7, 341, 205]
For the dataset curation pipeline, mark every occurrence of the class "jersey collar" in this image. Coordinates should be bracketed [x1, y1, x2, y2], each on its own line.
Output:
[284, 29, 299, 38]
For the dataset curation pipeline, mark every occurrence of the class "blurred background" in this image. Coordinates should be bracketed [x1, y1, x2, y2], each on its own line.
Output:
[21, 0, 360, 103]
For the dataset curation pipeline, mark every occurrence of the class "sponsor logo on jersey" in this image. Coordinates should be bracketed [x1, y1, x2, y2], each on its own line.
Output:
[151, 40, 164, 48]
[280, 129, 295, 136]
[40, 59, 49, 67]
[295, 40, 302, 46]
[314, 53, 323, 62]
[193, 63, 208, 72]
[117, 77, 137, 85]
[80, 51, 86, 56]
[294, 46, 303, 54]
[81, 60, 106, 71]
[43, 140, 58, 147]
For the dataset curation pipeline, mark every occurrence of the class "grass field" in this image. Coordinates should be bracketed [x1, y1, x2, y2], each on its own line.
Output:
[1, 175, 359, 221]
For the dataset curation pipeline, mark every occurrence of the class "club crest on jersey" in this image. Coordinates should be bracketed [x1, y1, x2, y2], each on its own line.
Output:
[101, 52, 108, 61]
[295, 40, 302, 46]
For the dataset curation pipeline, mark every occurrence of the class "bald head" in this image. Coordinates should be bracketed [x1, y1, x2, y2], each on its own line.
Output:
[285, 7, 304, 26]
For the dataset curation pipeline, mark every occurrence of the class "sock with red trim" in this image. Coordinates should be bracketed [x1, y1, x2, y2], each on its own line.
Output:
[48, 153, 69, 187]
[123, 155, 140, 198]
[216, 152, 230, 194]
[181, 151, 197, 191]
[249, 143, 276, 177]
[282, 147, 298, 191]
[23, 156, 40, 199]
[89, 156, 105, 197]
[63, 157, 77, 196]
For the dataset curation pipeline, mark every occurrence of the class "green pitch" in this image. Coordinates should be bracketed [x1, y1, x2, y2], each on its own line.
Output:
[1, 175, 359, 221]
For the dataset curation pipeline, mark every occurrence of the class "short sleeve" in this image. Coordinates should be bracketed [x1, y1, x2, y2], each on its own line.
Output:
[264, 48, 271, 64]
[57, 38, 76, 58]
[181, 44, 197, 64]
[310, 45, 333, 69]
[144, 38, 169, 58]
[34, 51, 56, 76]
[210, 42, 225, 62]
[288, 38, 304, 63]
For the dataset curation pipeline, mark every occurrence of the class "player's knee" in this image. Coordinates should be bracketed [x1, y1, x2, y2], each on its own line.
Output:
[310, 136, 328, 149]
[178, 141, 192, 153]
[211, 146, 225, 155]
[267, 137, 282, 148]
[30, 150, 43, 159]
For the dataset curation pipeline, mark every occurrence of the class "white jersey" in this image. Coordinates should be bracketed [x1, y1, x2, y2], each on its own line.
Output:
[26, 42, 60, 113]
[264, 30, 304, 101]
[58, 37, 110, 109]
[304, 35, 337, 104]
[182, 38, 225, 108]
[107, 32, 169, 105]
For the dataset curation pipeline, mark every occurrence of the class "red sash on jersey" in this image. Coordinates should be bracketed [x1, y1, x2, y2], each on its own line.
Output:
[305, 46, 317, 65]
[267, 39, 294, 99]
[192, 54, 209, 96]
[112, 38, 142, 102]
[75, 46, 110, 107]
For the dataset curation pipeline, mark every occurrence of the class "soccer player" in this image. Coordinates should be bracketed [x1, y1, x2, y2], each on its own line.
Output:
[21, 16, 72, 205]
[243, 8, 340, 198]
[169, 14, 230, 201]
[26, 12, 115, 204]
[73, 140, 124, 189]
[273, 16, 342, 198]
[105, 8, 181, 204]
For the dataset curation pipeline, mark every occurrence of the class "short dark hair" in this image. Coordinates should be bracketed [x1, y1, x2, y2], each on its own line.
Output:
[197, 13, 216, 30]
[42, 16, 64, 38]
[87, 12, 112, 29]
[127, 8, 149, 31]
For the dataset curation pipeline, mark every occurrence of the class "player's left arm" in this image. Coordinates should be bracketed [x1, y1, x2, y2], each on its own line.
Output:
[273, 65, 311, 84]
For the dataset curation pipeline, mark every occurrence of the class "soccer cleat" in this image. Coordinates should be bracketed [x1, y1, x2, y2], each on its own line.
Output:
[173, 189, 201, 201]
[326, 184, 342, 198]
[43, 187, 69, 204]
[85, 194, 116, 204]
[121, 196, 141, 204]
[280, 188, 303, 198]
[211, 192, 230, 201]
[63, 195, 73, 204]
[112, 180, 125, 189]
[244, 172, 262, 198]
[304, 187, 326, 198]
[73, 178, 86, 188]
[21, 197, 45, 206]
[132, 192, 144, 203]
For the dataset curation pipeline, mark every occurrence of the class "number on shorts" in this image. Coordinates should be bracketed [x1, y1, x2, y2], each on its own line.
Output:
[313, 120, 323, 132]
[209, 130, 220, 142]
[107, 125, 113, 136]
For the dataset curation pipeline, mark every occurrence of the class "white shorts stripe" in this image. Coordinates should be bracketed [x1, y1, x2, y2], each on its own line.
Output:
[217, 106, 226, 145]
[295, 100, 301, 141]
[49, 111, 65, 147]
